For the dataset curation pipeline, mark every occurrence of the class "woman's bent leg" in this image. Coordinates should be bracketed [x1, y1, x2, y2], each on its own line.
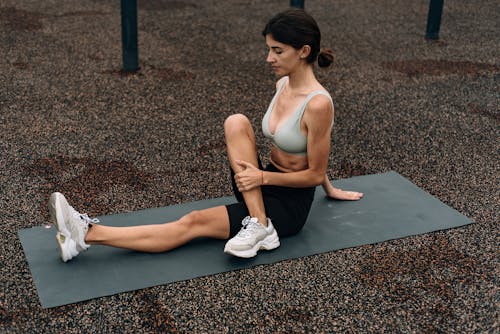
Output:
[85, 206, 230, 253]
[224, 114, 267, 225]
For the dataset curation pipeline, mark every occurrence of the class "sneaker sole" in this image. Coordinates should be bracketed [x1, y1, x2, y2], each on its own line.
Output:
[49, 192, 71, 238]
[49, 192, 89, 252]
[56, 232, 79, 262]
[224, 234, 280, 258]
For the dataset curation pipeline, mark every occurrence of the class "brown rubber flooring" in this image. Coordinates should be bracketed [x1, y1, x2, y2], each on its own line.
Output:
[0, 0, 498, 332]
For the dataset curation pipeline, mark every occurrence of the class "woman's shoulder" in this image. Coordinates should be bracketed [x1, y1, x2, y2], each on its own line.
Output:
[303, 91, 334, 124]
[307, 90, 333, 110]
[308, 94, 333, 111]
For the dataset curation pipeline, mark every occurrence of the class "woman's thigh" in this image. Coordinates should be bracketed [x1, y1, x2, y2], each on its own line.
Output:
[187, 205, 231, 240]
[263, 197, 307, 237]
[225, 196, 306, 238]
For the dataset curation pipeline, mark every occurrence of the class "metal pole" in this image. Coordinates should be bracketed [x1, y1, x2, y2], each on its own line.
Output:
[121, 0, 139, 72]
[290, 0, 305, 9]
[425, 0, 444, 40]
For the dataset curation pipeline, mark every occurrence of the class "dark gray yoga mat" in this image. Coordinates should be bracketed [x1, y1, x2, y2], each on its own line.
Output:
[19, 171, 473, 308]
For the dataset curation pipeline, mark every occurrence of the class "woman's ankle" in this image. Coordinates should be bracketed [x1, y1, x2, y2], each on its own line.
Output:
[257, 215, 268, 227]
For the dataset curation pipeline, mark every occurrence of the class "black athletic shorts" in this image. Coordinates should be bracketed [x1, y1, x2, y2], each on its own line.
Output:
[225, 159, 316, 238]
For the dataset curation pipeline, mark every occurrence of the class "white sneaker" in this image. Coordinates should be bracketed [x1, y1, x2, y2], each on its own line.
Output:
[55, 232, 79, 262]
[224, 216, 280, 258]
[48, 192, 99, 262]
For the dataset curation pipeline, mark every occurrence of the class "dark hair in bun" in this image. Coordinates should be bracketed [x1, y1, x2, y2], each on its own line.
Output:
[262, 8, 333, 68]
[317, 48, 334, 67]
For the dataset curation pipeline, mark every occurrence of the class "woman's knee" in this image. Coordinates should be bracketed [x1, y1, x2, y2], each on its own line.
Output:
[179, 210, 202, 229]
[177, 208, 230, 239]
[224, 114, 252, 137]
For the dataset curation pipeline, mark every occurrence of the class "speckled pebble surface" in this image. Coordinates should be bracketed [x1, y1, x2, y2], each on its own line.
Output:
[0, 0, 498, 333]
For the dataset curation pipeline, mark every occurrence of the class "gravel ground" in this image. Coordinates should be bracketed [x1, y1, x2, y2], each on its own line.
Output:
[0, 0, 498, 333]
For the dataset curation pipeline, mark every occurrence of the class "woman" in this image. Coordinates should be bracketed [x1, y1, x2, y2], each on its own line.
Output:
[49, 8, 363, 262]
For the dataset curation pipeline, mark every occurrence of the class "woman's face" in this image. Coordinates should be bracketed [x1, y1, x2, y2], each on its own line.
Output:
[265, 34, 304, 77]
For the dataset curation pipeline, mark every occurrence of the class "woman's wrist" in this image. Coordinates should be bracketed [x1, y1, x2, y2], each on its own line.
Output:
[322, 178, 334, 192]
[261, 170, 272, 186]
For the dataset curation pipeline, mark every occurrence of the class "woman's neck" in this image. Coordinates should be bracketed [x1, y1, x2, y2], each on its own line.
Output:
[286, 65, 317, 92]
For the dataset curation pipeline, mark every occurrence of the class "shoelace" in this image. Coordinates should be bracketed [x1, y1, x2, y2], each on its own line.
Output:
[237, 217, 261, 238]
[69, 205, 100, 226]
[79, 213, 100, 225]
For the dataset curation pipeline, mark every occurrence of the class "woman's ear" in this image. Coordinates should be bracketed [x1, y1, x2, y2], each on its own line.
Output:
[300, 45, 311, 59]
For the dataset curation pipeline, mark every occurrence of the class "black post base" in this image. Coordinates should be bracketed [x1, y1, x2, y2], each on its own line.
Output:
[121, 0, 139, 72]
[425, 0, 444, 40]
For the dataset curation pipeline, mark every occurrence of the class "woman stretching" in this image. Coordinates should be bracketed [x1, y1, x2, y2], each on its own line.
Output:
[49, 8, 363, 262]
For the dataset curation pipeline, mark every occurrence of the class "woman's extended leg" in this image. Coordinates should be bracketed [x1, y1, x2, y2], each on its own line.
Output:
[49, 191, 231, 261]
[85, 206, 230, 252]
[224, 114, 267, 225]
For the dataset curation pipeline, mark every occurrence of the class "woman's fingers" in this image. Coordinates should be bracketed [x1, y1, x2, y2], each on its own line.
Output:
[234, 165, 260, 192]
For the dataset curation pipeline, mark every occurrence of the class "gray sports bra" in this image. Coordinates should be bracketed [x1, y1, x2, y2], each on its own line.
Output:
[262, 77, 334, 155]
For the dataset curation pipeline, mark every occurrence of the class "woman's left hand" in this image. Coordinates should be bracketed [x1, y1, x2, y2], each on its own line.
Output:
[234, 160, 263, 192]
[325, 185, 364, 200]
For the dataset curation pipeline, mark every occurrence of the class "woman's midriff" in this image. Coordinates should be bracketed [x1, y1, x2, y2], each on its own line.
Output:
[269, 145, 308, 172]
